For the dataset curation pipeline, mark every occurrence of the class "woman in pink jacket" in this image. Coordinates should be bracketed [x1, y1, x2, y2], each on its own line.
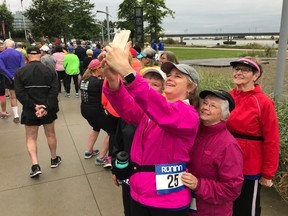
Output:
[52, 45, 66, 93]
[181, 90, 243, 216]
[102, 42, 200, 216]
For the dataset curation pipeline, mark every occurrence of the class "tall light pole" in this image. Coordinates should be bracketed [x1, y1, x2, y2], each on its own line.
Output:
[274, 0, 288, 100]
[94, 19, 104, 44]
[96, 6, 112, 42]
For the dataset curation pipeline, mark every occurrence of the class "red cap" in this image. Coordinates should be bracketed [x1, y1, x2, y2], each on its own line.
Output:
[130, 48, 137, 58]
[88, 59, 101, 69]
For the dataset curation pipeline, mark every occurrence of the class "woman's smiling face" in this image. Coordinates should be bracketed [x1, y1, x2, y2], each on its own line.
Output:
[164, 68, 194, 102]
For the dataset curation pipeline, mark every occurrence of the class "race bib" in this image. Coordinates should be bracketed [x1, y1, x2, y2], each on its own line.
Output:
[155, 162, 186, 194]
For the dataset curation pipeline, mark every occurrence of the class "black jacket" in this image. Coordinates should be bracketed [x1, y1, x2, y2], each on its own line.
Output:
[14, 61, 59, 113]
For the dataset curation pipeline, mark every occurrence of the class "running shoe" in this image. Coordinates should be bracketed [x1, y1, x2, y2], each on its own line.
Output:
[30, 164, 42, 178]
[103, 156, 112, 169]
[84, 149, 100, 159]
[13, 117, 20, 123]
[75, 93, 80, 98]
[51, 156, 62, 168]
[0, 112, 11, 119]
[95, 156, 107, 165]
[65, 93, 70, 97]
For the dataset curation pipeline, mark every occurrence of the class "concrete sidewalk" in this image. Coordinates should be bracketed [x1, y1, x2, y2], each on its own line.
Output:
[0, 93, 287, 216]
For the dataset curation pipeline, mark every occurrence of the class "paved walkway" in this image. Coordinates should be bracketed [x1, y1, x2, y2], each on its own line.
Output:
[0, 91, 287, 216]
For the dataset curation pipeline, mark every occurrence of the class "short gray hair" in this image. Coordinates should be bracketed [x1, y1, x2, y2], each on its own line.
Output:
[4, 39, 14, 48]
[220, 99, 230, 121]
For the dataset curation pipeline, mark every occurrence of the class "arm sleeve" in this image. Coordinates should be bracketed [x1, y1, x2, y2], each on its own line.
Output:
[260, 100, 280, 179]
[103, 79, 144, 125]
[104, 74, 199, 135]
[195, 143, 244, 204]
[14, 69, 35, 109]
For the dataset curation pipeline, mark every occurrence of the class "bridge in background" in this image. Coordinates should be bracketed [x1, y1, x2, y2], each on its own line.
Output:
[163, 32, 280, 43]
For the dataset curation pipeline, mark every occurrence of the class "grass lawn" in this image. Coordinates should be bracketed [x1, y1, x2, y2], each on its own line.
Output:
[165, 47, 248, 60]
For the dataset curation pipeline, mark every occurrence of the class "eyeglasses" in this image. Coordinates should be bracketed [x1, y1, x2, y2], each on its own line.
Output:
[233, 67, 253, 74]
[201, 100, 220, 110]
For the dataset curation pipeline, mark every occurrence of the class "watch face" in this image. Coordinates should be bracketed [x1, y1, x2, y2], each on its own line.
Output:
[124, 73, 136, 84]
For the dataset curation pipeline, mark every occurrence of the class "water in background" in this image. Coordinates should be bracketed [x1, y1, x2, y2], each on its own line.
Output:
[179, 38, 277, 47]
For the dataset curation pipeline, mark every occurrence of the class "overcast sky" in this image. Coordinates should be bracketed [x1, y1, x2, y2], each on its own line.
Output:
[7, 0, 283, 34]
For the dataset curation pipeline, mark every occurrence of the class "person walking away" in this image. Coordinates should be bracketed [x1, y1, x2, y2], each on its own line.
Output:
[80, 59, 113, 160]
[74, 40, 86, 76]
[182, 90, 243, 216]
[92, 43, 102, 59]
[52, 45, 66, 93]
[83, 49, 93, 72]
[0, 61, 12, 118]
[16, 42, 28, 64]
[227, 57, 280, 216]
[40, 45, 56, 72]
[0, 39, 25, 123]
[63, 46, 80, 97]
[158, 37, 165, 60]
[14, 46, 61, 178]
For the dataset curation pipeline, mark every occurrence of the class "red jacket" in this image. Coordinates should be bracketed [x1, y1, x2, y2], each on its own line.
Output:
[227, 85, 280, 179]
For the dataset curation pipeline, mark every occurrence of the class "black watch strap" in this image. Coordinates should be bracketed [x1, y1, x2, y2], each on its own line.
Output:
[123, 72, 136, 84]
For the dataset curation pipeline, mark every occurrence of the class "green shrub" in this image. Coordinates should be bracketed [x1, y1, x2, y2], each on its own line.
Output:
[198, 68, 234, 91]
[274, 102, 288, 202]
[239, 44, 276, 58]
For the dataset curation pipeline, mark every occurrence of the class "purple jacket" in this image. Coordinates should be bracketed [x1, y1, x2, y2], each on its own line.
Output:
[189, 122, 243, 216]
[0, 48, 25, 78]
[104, 74, 199, 209]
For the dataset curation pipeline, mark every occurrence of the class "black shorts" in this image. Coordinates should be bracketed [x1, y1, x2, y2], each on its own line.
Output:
[81, 105, 117, 134]
[5, 78, 14, 90]
[0, 75, 6, 96]
[21, 109, 58, 126]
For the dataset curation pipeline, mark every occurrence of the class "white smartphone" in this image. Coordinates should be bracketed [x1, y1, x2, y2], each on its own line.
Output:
[112, 30, 131, 50]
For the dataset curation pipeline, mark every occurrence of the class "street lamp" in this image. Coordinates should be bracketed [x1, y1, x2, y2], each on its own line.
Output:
[95, 20, 105, 44]
[96, 6, 112, 42]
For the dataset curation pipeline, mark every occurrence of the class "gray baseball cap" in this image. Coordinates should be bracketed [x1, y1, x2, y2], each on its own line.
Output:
[161, 62, 200, 85]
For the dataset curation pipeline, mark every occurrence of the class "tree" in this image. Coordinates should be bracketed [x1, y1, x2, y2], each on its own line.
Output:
[117, 0, 140, 42]
[0, 3, 14, 39]
[69, 0, 99, 40]
[139, 0, 174, 41]
[25, 0, 99, 41]
[25, 0, 70, 39]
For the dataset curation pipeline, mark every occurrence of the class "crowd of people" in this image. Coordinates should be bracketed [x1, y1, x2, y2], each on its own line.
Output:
[0, 36, 280, 216]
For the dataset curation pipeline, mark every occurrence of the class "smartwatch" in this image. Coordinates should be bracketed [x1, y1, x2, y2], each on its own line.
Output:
[123, 72, 136, 84]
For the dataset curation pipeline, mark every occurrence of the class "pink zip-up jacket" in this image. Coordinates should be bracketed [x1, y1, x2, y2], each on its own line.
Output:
[189, 122, 243, 216]
[103, 74, 199, 209]
[52, 52, 66, 71]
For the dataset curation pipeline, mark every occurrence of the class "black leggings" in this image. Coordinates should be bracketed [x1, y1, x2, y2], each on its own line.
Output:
[233, 179, 261, 216]
[131, 198, 189, 216]
[56, 70, 65, 92]
[64, 74, 79, 94]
